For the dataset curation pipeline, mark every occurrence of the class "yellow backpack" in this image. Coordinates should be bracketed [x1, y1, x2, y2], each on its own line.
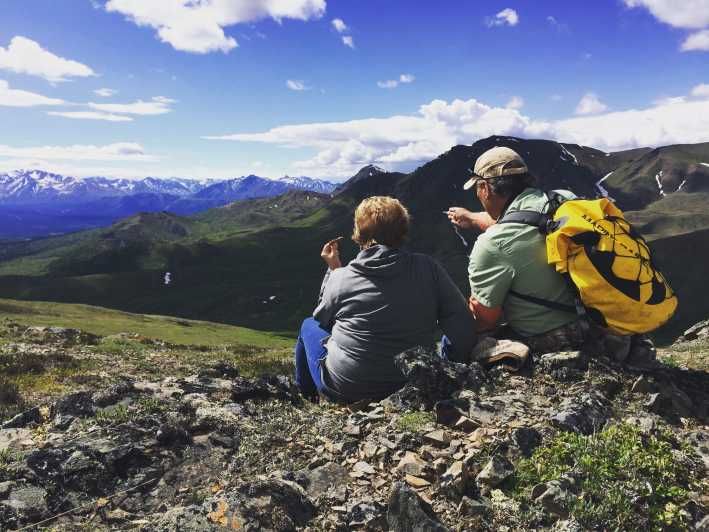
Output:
[499, 194, 678, 335]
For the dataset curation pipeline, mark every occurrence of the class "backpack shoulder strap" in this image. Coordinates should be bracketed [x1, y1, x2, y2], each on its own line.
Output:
[497, 210, 545, 227]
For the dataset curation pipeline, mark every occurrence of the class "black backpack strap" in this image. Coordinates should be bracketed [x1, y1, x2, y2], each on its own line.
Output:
[508, 290, 577, 314]
[497, 210, 545, 227]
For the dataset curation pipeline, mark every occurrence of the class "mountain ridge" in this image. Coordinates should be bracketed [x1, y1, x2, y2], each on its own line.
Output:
[0, 136, 707, 341]
[0, 170, 337, 238]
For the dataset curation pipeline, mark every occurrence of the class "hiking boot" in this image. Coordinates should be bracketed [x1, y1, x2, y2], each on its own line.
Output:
[627, 335, 659, 368]
[602, 333, 632, 363]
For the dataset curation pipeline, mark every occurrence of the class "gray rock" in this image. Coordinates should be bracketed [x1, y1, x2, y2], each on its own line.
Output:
[301, 462, 348, 499]
[22, 326, 99, 345]
[645, 387, 693, 419]
[631, 375, 656, 394]
[695, 514, 709, 531]
[54, 391, 95, 419]
[624, 415, 657, 434]
[552, 518, 585, 532]
[156, 423, 192, 446]
[387, 482, 449, 532]
[434, 399, 468, 426]
[535, 480, 571, 517]
[0, 428, 34, 452]
[439, 460, 467, 498]
[0, 481, 13, 498]
[391, 346, 485, 409]
[1, 407, 41, 429]
[679, 320, 709, 342]
[538, 351, 587, 371]
[510, 427, 542, 457]
[148, 505, 213, 531]
[92, 379, 134, 407]
[61, 450, 109, 494]
[457, 496, 489, 517]
[348, 499, 387, 529]
[685, 430, 709, 472]
[193, 404, 241, 433]
[551, 391, 609, 435]
[0, 485, 49, 521]
[202, 479, 315, 531]
[475, 455, 514, 491]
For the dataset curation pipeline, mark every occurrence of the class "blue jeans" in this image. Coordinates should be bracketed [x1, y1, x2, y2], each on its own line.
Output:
[294, 318, 330, 398]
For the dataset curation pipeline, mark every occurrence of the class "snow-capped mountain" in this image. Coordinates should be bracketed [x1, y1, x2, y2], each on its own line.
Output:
[279, 175, 337, 194]
[0, 169, 336, 238]
[0, 170, 221, 203]
[0, 170, 334, 205]
[195, 174, 336, 202]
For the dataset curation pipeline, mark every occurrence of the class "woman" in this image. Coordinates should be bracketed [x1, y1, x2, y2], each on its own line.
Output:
[294, 196, 476, 403]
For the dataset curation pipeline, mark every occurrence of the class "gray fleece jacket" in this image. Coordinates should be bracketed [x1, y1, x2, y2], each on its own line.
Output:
[313, 245, 475, 402]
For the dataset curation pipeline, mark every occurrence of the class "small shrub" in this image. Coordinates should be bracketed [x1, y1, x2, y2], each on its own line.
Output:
[95, 404, 132, 426]
[513, 423, 697, 530]
[396, 411, 435, 433]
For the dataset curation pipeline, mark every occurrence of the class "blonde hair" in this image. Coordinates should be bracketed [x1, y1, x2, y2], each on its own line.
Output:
[352, 196, 410, 248]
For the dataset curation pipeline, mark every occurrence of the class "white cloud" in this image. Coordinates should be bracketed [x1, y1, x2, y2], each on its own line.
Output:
[47, 111, 133, 122]
[204, 98, 548, 177]
[377, 73, 415, 89]
[88, 96, 176, 115]
[0, 79, 64, 107]
[682, 30, 709, 51]
[342, 35, 355, 48]
[623, 0, 709, 29]
[506, 96, 524, 109]
[0, 36, 96, 83]
[94, 87, 118, 97]
[486, 8, 519, 28]
[624, 1, 709, 52]
[691, 83, 709, 98]
[551, 94, 563, 102]
[0, 142, 155, 162]
[204, 84, 709, 178]
[286, 79, 309, 91]
[377, 80, 398, 89]
[331, 18, 348, 33]
[104, 0, 326, 54]
[575, 93, 608, 115]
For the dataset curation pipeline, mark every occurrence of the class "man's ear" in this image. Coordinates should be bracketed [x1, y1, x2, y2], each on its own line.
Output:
[480, 181, 490, 200]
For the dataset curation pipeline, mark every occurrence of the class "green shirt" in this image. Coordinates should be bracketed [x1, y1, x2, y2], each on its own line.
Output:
[468, 187, 577, 337]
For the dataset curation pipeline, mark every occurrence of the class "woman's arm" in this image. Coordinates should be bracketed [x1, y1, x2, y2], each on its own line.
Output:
[313, 237, 345, 330]
[434, 262, 477, 361]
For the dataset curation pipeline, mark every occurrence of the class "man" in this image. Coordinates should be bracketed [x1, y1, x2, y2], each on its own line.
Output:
[447, 146, 586, 354]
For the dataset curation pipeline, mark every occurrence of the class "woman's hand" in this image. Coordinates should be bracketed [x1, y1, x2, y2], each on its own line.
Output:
[321, 237, 343, 270]
[446, 208, 495, 231]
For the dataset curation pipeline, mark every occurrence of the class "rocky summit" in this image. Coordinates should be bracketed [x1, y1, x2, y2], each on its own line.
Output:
[0, 322, 708, 531]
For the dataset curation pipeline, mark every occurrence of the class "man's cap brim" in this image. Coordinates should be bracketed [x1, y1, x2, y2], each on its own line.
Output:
[462, 177, 478, 191]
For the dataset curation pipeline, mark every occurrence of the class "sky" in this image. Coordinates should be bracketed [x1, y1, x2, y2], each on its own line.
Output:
[0, 0, 708, 181]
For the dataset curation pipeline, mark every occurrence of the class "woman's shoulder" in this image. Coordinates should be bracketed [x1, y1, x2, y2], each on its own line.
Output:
[408, 251, 442, 270]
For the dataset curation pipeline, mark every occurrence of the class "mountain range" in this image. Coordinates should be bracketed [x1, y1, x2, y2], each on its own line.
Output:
[0, 136, 707, 341]
[0, 170, 336, 238]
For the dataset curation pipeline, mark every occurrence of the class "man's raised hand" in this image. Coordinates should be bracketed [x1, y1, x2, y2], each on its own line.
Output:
[446, 208, 495, 231]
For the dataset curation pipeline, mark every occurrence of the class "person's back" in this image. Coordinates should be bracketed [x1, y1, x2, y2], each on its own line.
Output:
[470, 187, 577, 337]
[294, 195, 475, 404]
[316, 245, 472, 401]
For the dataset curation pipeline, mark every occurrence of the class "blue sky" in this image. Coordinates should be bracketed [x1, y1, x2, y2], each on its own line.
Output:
[0, 0, 708, 180]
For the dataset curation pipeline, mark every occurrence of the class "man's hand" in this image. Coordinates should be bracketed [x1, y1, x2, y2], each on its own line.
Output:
[469, 296, 503, 332]
[321, 237, 343, 270]
[446, 208, 495, 231]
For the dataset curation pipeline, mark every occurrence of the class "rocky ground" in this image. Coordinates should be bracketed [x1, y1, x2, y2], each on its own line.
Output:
[0, 322, 708, 531]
